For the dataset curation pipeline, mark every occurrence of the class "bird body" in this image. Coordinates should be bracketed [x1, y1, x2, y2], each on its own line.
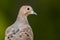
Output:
[5, 5, 37, 40]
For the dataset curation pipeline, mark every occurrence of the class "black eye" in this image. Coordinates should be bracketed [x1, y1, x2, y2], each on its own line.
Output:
[27, 8, 30, 10]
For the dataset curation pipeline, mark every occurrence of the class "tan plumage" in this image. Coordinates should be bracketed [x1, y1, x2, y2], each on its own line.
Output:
[5, 5, 37, 40]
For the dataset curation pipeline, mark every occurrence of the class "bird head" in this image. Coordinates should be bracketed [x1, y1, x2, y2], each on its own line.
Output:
[19, 5, 37, 16]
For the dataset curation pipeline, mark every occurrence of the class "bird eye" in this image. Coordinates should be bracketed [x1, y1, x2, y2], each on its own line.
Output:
[27, 8, 30, 10]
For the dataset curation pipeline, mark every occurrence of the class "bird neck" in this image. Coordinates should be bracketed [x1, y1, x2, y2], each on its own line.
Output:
[15, 14, 29, 25]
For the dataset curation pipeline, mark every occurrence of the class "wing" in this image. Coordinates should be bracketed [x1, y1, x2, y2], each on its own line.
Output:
[18, 25, 33, 40]
[5, 25, 33, 40]
[5, 26, 20, 40]
[13, 25, 33, 40]
[5, 26, 13, 40]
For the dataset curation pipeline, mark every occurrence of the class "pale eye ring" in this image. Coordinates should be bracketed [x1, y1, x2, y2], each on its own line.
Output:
[27, 8, 30, 10]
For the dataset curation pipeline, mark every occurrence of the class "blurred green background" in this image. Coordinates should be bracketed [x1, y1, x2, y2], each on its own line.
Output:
[0, 0, 60, 40]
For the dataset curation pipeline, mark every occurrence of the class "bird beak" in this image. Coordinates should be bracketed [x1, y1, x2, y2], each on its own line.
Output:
[31, 11, 37, 15]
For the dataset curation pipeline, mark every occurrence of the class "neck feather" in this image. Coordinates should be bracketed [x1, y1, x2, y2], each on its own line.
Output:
[15, 13, 29, 25]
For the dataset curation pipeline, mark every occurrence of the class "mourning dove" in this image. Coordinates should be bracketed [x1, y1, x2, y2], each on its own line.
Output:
[5, 5, 37, 40]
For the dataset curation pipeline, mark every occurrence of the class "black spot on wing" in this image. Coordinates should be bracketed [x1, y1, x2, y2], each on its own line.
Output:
[7, 34, 13, 40]
[25, 33, 29, 37]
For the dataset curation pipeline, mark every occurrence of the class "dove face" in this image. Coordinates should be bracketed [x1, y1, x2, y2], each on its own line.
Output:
[19, 5, 37, 16]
